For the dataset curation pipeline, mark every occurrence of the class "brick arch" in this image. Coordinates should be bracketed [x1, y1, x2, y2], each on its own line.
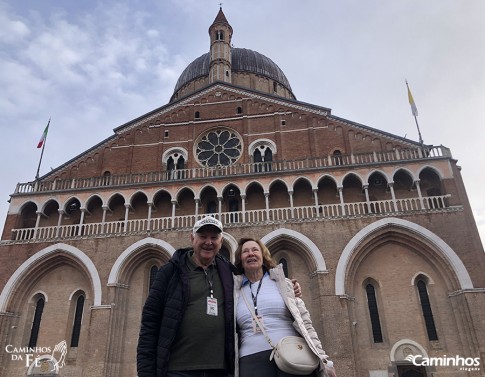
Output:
[162, 147, 188, 163]
[335, 217, 473, 296]
[417, 165, 445, 180]
[392, 167, 416, 182]
[248, 138, 277, 155]
[291, 176, 315, 191]
[18, 200, 39, 214]
[0, 243, 102, 311]
[222, 232, 237, 263]
[365, 169, 391, 185]
[108, 237, 176, 286]
[261, 228, 326, 273]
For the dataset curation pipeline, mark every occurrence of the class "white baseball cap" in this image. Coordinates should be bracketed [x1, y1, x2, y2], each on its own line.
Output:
[192, 216, 223, 233]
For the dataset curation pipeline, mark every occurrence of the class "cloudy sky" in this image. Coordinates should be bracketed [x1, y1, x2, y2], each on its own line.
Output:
[1, 0, 484, 247]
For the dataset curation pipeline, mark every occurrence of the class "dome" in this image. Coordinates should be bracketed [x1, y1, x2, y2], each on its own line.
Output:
[172, 48, 294, 100]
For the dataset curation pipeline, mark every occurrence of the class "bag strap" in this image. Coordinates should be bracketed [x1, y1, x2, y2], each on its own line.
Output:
[240, 286, 275, 349]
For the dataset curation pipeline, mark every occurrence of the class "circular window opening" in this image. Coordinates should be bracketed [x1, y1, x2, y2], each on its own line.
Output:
[195, 129, 242, 167]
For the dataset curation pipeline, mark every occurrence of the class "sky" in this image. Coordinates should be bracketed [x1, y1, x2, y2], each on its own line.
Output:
[0, 0, 484, 248]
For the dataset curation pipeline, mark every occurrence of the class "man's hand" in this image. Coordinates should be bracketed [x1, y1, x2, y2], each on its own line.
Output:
[291, 279, 302, 298]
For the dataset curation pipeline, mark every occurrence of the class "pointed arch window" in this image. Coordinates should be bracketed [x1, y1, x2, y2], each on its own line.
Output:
[279, 258, 289, 277]
[216, 30, 224, 41]
[365, 283, 383, 343]
[254, 149, 263, 172]
[102, 171, 111, 186]
[264, 148, 273, 172]
[149, 265, 158, 289]
[417, 279, 438, 341]
[253, 147, 273, 172]
[250, 140, 276, 173]
[70, 295, 85, 347]
[29, 297, 45, 347]
[167, 156, 175, 171]
[333, 150, 343, 166]
[165, 151, 186, 180]
[167, 156, 179, 179]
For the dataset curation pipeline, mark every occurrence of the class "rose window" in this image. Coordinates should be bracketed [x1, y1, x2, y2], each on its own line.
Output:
[195, 129, 242, 167]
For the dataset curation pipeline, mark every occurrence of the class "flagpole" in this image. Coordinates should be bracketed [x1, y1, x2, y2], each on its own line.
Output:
[413, 112, 424, 147]
[405, 80, 424, 147]
[35, 118, 50, 180]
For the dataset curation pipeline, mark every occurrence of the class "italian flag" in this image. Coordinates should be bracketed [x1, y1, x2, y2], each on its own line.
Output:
[37, 119, 50, 148]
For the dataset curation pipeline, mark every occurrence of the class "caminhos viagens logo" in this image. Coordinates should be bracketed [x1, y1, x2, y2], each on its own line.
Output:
[405, 354, 481, 372]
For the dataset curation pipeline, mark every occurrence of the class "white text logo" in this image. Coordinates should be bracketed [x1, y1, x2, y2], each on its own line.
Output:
[5, 340, 67, 371]
[405, 354, 481, 372]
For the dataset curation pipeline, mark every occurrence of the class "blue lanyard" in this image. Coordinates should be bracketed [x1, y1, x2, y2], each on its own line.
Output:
[249, 278, 263, 315]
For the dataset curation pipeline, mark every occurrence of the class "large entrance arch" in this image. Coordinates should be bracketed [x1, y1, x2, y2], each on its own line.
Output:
[335, 217, 473, 296]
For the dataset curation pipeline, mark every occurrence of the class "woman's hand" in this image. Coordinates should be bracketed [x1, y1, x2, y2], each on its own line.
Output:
[291, 279, 302, 298]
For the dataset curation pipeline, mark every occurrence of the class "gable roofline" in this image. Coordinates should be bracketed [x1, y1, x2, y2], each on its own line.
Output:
[38, 81, 421, 180]
[37, 133, 118, 181]
[115, 80, 418, 147]
[115, 80, 331, 135]
[328, 114, 422, 147]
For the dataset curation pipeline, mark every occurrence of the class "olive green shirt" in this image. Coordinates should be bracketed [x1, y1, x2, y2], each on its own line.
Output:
[168, 251, 226, 371]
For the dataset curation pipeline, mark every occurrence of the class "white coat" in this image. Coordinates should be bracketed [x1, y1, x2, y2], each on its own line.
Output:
[234, 264, 330, 377]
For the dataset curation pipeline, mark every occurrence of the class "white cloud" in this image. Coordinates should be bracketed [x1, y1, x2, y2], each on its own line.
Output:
[0, 6, 30, 43]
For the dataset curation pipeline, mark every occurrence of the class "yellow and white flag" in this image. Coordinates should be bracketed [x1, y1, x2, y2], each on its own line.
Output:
[406, 81, 418, 117]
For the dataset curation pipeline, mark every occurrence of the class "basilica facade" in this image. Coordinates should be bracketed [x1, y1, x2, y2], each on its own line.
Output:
[1, 8, 484, 377]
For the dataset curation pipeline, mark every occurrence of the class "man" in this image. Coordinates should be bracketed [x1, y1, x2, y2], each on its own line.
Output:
[137, 216, 304, 377]
[137, 216, 234, 377]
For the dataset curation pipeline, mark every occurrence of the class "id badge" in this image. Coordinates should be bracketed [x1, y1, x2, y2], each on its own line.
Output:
[252, 315, 264, 333]
[207, 297, 218, 316]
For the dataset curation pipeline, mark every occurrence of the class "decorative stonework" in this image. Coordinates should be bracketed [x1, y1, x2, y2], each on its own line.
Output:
[195, 128, 242, 167]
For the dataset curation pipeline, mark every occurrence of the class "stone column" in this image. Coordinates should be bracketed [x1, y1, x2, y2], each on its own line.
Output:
[78, 208, 86, 236]
[101, 206, 108, 234]
[313, 188, 320, 217]
[217, 196, 223, 219]
[288, 190, 294, 218]
[171, 200, 177, 228]
[241, 194, 246, 223]
[123, 204, 130, 232]
[338, 186, 345, 216]
[414, 179, 425, 209]
[363, 184, 371, 213]
[33, 211, 42, 239]
[264, 192, 270, 220]
[388, 182, 397, 211]
[147, 202, 153, 231]
[55, 209, 64, 238]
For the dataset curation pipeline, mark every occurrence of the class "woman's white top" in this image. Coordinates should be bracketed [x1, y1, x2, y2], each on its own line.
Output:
[236, 272, 299, 358]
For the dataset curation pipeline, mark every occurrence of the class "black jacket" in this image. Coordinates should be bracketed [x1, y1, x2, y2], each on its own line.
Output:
[137, 247, 235, 377]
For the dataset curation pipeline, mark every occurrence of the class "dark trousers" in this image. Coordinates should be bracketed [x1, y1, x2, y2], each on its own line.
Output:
[239, 350, 317, 377]
[166, 370, 227, 377]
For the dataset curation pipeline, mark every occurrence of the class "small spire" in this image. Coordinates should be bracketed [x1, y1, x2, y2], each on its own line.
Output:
[212, 5, 229, 25]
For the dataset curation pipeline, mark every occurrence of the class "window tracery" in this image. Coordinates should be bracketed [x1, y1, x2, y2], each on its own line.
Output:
[195, 129, 242, 167]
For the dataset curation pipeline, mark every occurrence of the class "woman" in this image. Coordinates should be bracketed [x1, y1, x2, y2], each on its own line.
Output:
[234, 237, 336, 377]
